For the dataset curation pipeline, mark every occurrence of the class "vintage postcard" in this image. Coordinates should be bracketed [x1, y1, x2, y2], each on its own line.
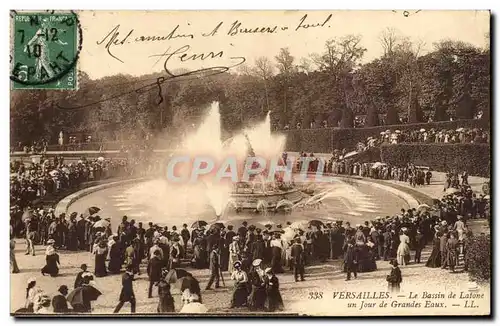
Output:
[9, 10, 491, 317]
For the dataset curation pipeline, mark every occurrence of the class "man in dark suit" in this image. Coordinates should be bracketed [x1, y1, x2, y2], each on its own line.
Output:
[237, 221, 248, 240]
[251, 234, 265, 261]
[205, 244, 220, 290]
[180, 223, 190, 256]
[343, 237, 358, 281]
[52, 285, 70, 313]
[414, 229, 425, 263]
[113, 266, 136, 313]
[147, 250, 164, 298]
[290, 237, 305, 282]
[382, 227, 393, 261]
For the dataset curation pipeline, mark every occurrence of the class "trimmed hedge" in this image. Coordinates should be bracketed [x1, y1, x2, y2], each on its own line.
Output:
[281, 119, 490, 152]
[380, 143, 490, 177]
[465, 234, 491, 283]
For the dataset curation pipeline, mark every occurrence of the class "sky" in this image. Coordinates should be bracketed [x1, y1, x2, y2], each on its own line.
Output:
[76, 10, 490, 80]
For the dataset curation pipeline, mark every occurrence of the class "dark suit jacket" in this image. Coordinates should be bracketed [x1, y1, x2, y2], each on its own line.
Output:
[343, 244, 358, 265]
[415, 233, 425, 249]
[147, 256, 164, 282]
[290, 243, 304, 265]
[119, 272, 135, 302]
[251, 240, 265, 260]
[209, 250, 219, 271]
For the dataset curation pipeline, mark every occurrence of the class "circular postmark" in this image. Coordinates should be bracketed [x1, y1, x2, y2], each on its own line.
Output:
[10, 10, 83, 89]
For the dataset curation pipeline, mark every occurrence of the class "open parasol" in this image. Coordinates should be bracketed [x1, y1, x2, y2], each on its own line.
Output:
[82, 206, 101, 219]
[164, 268, 193, 284]
[93, 219, 110, 229]
[372, 162, 384, 169]
[308, 220, 324, 228]
[67, 285, 102, 308]
[191, 220, 208, 229]
[209, 222, 225, 231]
[416, 203, 431, 212]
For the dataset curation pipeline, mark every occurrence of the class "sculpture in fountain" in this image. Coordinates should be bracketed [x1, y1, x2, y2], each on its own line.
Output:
[175, 101, 303, 217]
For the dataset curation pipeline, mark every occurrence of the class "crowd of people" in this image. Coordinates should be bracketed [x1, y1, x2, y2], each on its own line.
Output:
[10, 149, 490, 314]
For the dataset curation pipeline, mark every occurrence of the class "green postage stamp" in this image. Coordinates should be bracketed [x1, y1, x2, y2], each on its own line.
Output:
[10, 11, 81, 90]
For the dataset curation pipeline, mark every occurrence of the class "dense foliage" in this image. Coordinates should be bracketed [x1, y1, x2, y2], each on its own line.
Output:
[465, 234, 491, 283]
[11, 31, 490, 145]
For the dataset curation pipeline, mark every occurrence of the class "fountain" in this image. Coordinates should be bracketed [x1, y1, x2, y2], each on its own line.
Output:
[173, 102, 303, 218]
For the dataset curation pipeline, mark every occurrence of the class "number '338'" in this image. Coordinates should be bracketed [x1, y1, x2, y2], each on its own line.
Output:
[308, 291, 323, 300]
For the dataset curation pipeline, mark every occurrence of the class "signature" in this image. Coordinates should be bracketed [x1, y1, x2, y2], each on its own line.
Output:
[96, 24, 195, 63]
[58, 44, 245, 110]
[96, 25, 134, 63]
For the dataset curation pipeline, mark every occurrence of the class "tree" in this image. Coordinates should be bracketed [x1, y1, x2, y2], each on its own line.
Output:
[310, 35, 367, 76]
[365, 105, 380, 127]
[275, 47, 296, 76]
[433, 94, 449, 121]
[340, 105, 354, 128]
[385, 105, 400, 125]
[379, 28, 399, 57]
[408, 92, 425, 123]
[456, 85, 475, 119]
[253, 56, 275, 112]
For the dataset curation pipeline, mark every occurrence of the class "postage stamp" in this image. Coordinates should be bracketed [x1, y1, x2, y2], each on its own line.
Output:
[10, 11, 81, 90]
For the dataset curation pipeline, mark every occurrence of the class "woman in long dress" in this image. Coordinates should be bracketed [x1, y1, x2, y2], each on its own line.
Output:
[93, 241, 108, 277]
[248, 259, 267, 311]
[264, 268, 284, 312]
[23, 278, 39, 312]
[230, 261, 248, 308]
[425, 232, 442, 268]
[228, 236, 240, 275]
[396, 228, 411, 266]
[41, 240, 60, 277]
[108, 236, 122, 274]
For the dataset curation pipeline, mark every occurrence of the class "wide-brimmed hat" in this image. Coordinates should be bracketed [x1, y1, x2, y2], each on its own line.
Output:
[265, 267, 272, 274]
[232, 235, 239, 241]
[47, 239, 55, 245]
[252, 258, 262, 267]
[233, 261, 242, 268]
[27, 277, 36, 284]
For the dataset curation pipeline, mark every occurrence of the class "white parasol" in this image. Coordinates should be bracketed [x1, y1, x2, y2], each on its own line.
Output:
[97, 157, 105, 162]
[420, 128, 426, 132]
[93, 219, 110, 229]
[372, 162, 384, 169]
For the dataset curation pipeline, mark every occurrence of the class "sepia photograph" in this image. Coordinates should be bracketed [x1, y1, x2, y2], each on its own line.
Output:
[8, 10, 491, 317]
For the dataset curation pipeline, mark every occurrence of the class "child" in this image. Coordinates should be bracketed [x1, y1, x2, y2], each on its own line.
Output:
[387, 259, 402, 292]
